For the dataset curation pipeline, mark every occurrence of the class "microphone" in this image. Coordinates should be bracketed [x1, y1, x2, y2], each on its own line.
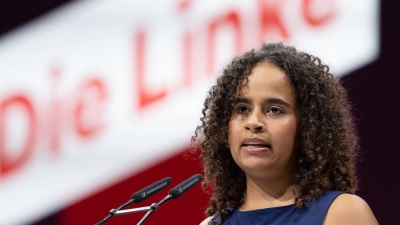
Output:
[168, 174, 203, 199]
[131, 177, 172, 203]
[113, 174, 203, 225]
[95, 177, 172, 225]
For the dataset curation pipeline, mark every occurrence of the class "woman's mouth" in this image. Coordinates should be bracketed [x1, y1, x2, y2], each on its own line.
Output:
[241, 138, 271, 152]
[242, 144, 271, 148]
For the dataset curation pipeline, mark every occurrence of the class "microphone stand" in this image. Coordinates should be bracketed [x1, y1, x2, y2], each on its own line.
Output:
[96, 174, 202, 225]
[95, 199, 134, 225]
[114, 195, 172, 225]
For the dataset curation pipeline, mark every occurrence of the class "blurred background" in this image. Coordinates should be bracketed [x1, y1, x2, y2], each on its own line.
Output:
[0, 0, 398, 224]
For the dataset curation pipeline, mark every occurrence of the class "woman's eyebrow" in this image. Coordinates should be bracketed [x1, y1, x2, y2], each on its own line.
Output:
[263, 98, 292, 108]
[234, 97, 251, 104]
[235, 97, 293, 108]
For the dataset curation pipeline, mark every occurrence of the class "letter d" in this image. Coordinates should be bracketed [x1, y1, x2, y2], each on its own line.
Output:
[0, 94, 36, 176]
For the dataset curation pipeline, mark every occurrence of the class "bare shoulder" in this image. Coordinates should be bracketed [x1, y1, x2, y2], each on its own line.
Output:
[324, 193, 378, 225]
[199, 216, 212, 225]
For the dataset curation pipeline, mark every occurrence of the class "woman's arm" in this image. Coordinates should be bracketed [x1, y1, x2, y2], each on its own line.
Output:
[324, 193, 378, 225]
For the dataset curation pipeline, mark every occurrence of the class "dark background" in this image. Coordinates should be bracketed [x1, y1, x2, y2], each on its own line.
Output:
[1, 0, 399, 224]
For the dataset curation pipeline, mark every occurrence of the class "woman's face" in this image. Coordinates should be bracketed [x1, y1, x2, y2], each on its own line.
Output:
[228, 62, 298, 181]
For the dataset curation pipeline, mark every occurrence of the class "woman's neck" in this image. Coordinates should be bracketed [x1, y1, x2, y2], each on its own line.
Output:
[239, 174, 296, 211]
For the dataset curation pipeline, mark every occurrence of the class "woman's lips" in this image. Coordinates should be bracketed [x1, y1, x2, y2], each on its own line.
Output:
[241, 137, 271, 153]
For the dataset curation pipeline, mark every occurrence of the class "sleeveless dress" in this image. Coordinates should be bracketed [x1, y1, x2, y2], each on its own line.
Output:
[219, 191, 345, 225]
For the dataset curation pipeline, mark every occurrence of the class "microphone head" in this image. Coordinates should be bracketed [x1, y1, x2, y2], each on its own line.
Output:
[131, 177, 172, 203]
[168, 174, 203, 199]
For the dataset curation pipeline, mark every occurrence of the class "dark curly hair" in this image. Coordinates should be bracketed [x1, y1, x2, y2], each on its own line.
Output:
[192, 42, 359, 224]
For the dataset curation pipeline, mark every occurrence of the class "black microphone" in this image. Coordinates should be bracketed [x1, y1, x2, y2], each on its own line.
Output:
[115, 174, 203, 225]
[131, 177, 172, 203]
[168, 174, 203, 199]
[95, 177, 172, 225]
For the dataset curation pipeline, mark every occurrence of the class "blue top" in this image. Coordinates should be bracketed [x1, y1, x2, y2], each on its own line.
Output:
[219, 191, 345, 225]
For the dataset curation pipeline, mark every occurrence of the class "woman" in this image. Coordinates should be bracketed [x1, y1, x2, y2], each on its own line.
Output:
[192, 43, 378, 225]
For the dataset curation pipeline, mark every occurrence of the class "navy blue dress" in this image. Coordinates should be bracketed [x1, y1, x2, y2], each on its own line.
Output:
[219, 191, 344, 225]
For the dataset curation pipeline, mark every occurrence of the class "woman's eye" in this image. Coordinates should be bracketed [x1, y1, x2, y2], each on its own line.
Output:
[237, 106, 249, 113]
[268, 107, 283, 114]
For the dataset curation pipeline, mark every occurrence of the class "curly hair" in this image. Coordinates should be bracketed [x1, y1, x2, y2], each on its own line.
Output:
[192, 42, 359, 224]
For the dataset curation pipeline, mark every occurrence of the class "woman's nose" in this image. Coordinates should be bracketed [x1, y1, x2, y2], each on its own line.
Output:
[245, 111, 265, 132]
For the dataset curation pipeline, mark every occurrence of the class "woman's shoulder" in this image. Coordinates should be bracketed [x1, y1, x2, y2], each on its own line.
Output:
[199, 216, 212, 225]
[324, 193, 378, 225]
